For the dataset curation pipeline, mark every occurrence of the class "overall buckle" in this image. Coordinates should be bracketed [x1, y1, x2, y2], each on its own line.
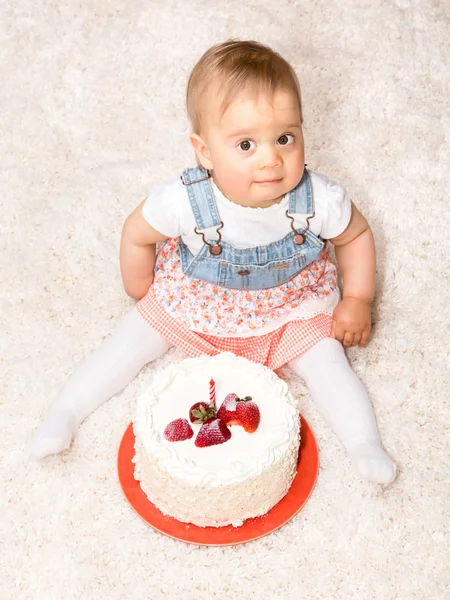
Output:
[180, 169, 211, 186]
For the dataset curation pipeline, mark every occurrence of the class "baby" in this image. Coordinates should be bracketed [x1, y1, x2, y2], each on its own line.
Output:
[31, 40, 396, 484]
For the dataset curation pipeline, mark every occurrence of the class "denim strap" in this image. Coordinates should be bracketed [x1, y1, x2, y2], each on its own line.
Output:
[288, 169, 314, 215]
[181, 166, 222, 229]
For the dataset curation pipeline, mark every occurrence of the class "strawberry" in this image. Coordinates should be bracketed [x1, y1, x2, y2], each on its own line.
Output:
[194, 418, 232, 448]
[189, 402, 216, 424]
[217, 393, 240, 426]
[163, 418, 194, 442]
[235, 398, 260, 433]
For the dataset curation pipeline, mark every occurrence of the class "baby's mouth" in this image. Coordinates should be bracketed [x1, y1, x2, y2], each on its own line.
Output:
[254, 178, 282, 185]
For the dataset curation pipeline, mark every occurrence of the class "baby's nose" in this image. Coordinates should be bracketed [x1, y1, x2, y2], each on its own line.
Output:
[258, 145, 282, 169]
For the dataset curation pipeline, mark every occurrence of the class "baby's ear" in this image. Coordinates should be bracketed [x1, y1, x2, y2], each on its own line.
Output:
[189, 133, 213, 170]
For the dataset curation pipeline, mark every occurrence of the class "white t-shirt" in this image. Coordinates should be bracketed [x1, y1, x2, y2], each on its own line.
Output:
[142, 170, 352, 255]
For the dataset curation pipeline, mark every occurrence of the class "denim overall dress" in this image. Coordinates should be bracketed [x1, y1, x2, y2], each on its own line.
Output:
[136, 166, 339, 367]
[178, 166, 324, 291]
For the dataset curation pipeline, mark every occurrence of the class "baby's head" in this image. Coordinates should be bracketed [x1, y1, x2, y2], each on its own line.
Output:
[187, 40, 305, 207]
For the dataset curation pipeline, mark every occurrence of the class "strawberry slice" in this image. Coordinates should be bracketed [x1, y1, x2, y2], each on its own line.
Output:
[217, 393, 240, 426]
[189, 402, 216, 424]
[235, 398, 260, 433]
[163, 418, 194, 442]
[194, 418, 232, 448]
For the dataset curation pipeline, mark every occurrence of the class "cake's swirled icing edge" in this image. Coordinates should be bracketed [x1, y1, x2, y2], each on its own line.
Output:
[133, 352, 300, 487]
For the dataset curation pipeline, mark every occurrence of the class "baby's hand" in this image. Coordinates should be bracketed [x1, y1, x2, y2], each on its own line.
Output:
[331, 297, 372, 348]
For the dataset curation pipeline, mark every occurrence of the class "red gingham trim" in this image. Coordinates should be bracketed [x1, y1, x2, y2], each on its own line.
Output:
[137, 287, 332, 370]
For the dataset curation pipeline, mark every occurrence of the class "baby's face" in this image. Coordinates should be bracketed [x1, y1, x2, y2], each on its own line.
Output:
[201, 89, 304, 208]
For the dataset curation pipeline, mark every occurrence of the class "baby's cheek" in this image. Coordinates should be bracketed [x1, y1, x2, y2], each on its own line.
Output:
[225, 164, 252, 194]
[222, 176, 247, 199]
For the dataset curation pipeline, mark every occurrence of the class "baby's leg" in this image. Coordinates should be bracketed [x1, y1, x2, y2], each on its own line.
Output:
[30, 307, 173, 458]
[289, 338, 396, 483]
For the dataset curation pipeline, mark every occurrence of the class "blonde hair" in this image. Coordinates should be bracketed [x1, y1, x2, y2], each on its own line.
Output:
[186, 40, 303, 135]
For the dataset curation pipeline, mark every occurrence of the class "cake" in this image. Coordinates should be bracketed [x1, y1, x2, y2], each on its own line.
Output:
[132, 352, 300, 528]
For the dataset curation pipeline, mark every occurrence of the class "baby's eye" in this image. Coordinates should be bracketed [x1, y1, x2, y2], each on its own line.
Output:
[277, 134, 294, 146]
[239, 140, 256, 152]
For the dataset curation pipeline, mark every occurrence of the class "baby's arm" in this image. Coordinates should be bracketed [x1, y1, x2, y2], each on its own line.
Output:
[329, 203, 375, 348]
[120, 200, 169, 300]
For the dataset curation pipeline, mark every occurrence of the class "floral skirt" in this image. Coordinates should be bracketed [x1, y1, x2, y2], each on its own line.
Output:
[137, 286, 332, 370]
[149, 238, 339, 336]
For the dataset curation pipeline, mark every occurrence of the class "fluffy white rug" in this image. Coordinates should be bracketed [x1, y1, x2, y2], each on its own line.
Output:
[1, 1, 448, 598]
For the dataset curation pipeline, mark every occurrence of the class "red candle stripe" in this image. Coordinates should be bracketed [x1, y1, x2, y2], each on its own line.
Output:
[209, 378, 216, 408]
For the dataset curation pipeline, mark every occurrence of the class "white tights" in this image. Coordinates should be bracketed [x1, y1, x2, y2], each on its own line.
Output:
[288, 340, 396, 483]
[30, 307, 396, 483]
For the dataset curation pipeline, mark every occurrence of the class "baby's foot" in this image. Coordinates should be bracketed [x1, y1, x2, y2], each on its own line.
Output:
[349, 441, 397, 484]
[29, 409, 77, 458]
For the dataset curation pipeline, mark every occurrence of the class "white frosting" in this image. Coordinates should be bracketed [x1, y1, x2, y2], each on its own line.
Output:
[134, 353, 299, 487]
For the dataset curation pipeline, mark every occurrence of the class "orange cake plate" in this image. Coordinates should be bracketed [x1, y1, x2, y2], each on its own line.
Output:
[117, 415, 319, 546]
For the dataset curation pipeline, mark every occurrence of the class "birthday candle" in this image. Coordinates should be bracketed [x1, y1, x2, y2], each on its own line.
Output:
[209, 377, 216, 408]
